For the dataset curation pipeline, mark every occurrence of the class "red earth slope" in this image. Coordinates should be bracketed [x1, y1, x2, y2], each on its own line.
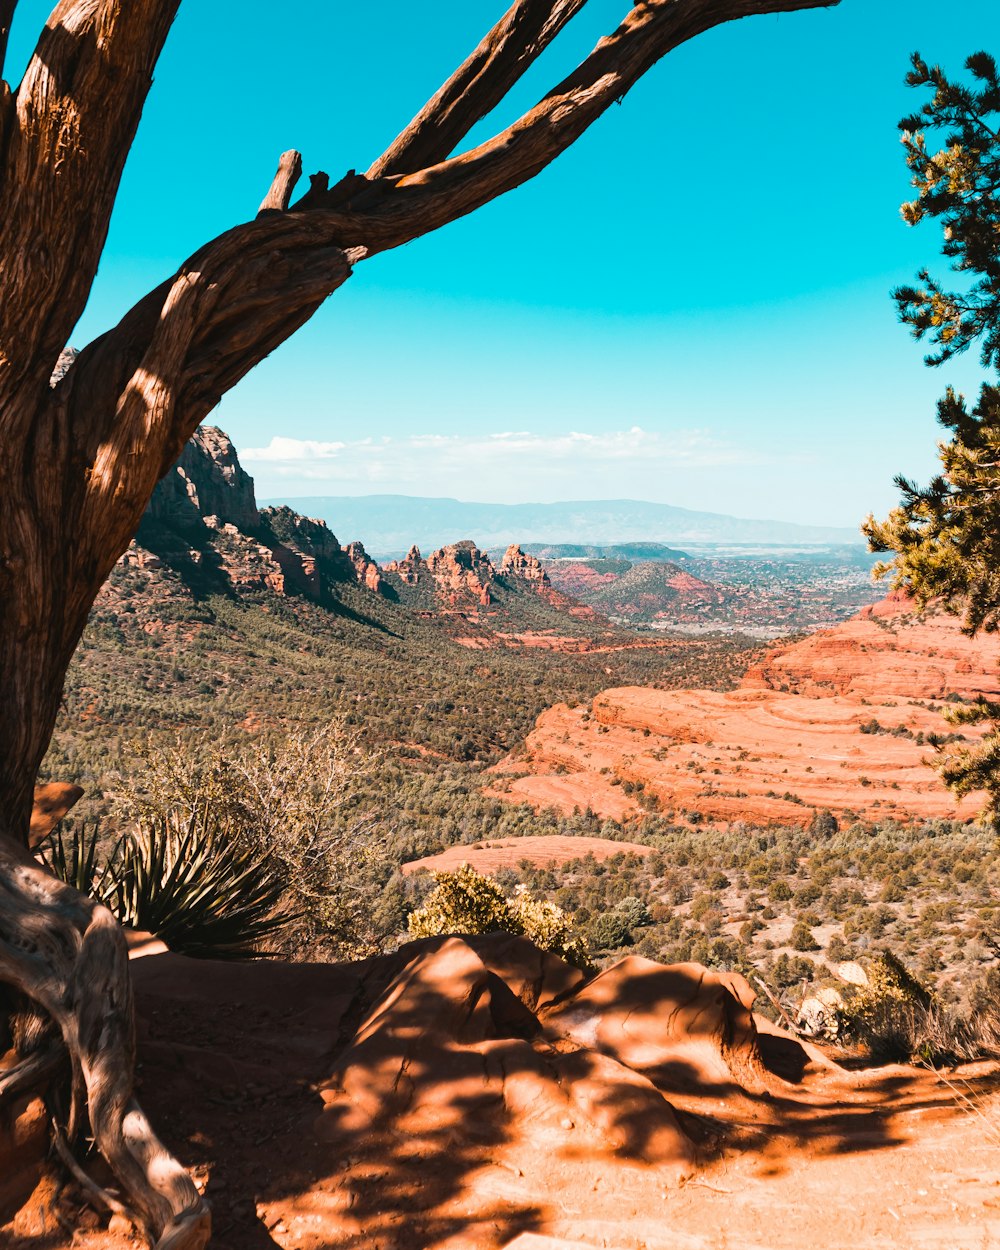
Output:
[492, 596, 1000, 825]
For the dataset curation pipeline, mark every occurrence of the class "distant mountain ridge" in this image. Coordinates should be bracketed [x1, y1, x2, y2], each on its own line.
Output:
[519, 542, 692, 562]
[260, 495, 864, 557]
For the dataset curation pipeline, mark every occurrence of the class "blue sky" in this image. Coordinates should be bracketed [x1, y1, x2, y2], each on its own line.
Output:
[9, 2, 1000, 524]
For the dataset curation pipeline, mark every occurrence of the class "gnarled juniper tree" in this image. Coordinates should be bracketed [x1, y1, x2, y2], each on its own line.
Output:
[0, 3, 838, 1246]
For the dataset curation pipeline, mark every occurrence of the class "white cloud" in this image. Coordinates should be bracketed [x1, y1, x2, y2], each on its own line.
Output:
[240, 425, 799, 502]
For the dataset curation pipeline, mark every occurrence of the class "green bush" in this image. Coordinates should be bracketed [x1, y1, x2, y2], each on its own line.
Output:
[407, 864, 592, 969]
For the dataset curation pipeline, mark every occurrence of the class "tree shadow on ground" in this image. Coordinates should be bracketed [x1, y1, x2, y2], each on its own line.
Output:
[10, 943, 997, 1249]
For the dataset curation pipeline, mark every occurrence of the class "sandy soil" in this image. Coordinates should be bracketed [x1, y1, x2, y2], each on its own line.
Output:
[402, 835, 652, 875]
[5, 939, 1000, 1250]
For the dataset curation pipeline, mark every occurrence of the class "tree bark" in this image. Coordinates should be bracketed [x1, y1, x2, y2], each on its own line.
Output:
[0, 1, 840, 1245]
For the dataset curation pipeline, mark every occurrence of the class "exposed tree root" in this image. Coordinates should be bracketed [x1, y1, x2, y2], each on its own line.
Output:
[0, 844, 210, 1249]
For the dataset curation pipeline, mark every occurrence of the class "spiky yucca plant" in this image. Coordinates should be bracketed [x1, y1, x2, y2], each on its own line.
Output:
[37, 818, 106, 897]
[39, 809, 292, 959]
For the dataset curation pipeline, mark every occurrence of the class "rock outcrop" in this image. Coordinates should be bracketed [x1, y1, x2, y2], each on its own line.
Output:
[426, 540, 495, 607]
[493, 596, 1000, 826]
[117, 425, 391, 611]
[389, 544, 424, 585]
[383, 540, 595, 634]
[745, 591, 1000, 700]
[9, 932, 978, 1250]
[148, 425, 260, 532]
[499, 543, 551, 586]
[345, 540, 385, 594]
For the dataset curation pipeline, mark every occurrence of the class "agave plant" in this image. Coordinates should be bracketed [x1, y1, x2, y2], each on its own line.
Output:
[36, 818, 108, 897]
[40, 807, 293, 959]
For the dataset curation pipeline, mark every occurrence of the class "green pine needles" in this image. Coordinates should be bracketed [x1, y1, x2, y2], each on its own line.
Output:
[866, 50, 1000, 826]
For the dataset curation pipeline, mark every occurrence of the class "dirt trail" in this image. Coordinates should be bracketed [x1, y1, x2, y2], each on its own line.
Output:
[4, 939, 999, 1250]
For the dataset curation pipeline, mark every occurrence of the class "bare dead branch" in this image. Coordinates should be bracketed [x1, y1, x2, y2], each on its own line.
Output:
[304, 0, 840, 254]
[368, 0, 589, 178]
[258, 149, 303, 214]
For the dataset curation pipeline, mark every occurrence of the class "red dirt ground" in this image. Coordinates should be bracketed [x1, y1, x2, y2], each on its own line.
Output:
[4, 937, 999, 1250]
[401, 835, 652, 876]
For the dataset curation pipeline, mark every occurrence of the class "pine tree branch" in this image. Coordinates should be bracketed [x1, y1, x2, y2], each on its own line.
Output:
[368, 0, 589, 179]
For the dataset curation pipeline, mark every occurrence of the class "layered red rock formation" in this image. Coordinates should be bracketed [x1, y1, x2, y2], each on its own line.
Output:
[385, 538, 587, 621]
[746, 592, 1000, 700]
[493, 597, 1000, 826]
[426, 540, 495, 606]
[499, 543, 550, 585]
[148, 425, 260, 533]
[388, 544, 424, 585]
[345, 540, 385, 594]
[402, 833, 653, 876]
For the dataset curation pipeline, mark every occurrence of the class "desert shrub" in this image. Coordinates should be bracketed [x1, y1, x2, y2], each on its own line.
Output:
[108, 724, 394, 958]
[615, 895, 653, 929]
[407, 864, 592, 970]
[588, 910, 634, 952]
[766, 952, 817, 988]
[39, 809, 291, 959]
[967, 965, 1000, 1052]
[837, 953, 975, 1064]
[790, 921, 820, 951]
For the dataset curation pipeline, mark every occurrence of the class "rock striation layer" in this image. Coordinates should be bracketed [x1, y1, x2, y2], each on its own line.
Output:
[493, 595, 1000, 825]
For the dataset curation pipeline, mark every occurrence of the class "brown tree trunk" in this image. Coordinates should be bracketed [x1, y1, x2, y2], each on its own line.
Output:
[0, 1, 839, 1244]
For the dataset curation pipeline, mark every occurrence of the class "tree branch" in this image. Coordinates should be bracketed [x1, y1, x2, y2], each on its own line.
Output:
[51, 217, 356, 632]
[43, 0, 839, 641]
[0, 1, 181, 400]
[368, 0, 589, 179]
[0, 0, 15, 79]
[258, 149, 303, 214]
[309, 0, 841, 252]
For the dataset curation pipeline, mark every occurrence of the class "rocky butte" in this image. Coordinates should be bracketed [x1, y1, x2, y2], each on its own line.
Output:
[493, 594, 1000, 825]
[120, 425, 387, 612]
[383, 539, 586, 619]
[105, 426, 602, 647]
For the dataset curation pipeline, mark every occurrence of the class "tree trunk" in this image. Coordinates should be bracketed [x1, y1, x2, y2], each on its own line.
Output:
[0, 395, 212, 1247]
